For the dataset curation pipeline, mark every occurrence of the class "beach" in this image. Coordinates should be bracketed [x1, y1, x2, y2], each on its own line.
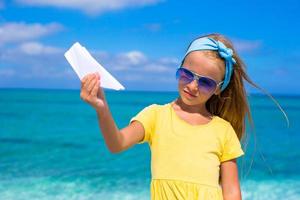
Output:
[0, 89, 299, 200]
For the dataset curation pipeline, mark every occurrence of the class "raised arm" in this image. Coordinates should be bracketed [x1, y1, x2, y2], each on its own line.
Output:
[80, 72, 145, 153]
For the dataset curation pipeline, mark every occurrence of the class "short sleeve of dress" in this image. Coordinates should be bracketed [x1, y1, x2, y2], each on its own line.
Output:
[129, 104, 158, 145]
[220, 123, 245, 162]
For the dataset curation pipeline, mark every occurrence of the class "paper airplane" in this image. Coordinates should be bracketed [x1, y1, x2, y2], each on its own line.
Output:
[64, 42, 125, 90]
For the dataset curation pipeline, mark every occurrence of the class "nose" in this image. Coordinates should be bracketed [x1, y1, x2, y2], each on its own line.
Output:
[187, 79, 199, 91]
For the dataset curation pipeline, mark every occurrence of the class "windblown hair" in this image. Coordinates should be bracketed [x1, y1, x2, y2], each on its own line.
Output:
[183, 33, 289, 143]
[181, 33, 289, 180]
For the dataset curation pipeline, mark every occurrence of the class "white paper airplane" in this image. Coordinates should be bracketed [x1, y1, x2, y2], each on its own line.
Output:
[64, 42, 125, 90]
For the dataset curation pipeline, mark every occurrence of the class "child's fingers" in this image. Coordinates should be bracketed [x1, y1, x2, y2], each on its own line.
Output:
[91, 80, 99, 96]
[96, 72, 101, 80]
[87, 78, 97, 93]
[83, 73, 96, 84]
[81, 75, 92, 91]
[81, 73, 99, 93]
[87, 74, 97, 86]
[82, 72, 99, 83]
[82, 73, 93, 83]
[82, 75, 87, 83]
[82, 74, 95, 89]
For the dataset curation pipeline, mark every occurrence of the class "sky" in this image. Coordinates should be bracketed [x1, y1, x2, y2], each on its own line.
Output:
[0, 0, 299, 94]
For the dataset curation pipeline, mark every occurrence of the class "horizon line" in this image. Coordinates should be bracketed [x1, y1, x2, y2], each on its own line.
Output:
[0, 87, 299, 97]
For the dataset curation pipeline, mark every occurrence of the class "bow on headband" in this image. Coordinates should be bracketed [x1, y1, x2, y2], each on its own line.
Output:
[183, 37, 236, 92]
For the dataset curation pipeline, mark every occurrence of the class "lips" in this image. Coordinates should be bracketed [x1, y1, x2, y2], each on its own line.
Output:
[184, 90, 197, 97]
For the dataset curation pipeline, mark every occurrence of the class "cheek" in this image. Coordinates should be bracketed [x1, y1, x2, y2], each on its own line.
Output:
[177, 82, 187, 100]
[178, 81, 185, 93]
[177, 81, 214, 103]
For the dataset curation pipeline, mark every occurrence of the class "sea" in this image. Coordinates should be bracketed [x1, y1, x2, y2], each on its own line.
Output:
[0, 88, 299, 200]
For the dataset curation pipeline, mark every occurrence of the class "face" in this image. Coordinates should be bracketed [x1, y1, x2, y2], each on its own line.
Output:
[177, 51, 225, 106]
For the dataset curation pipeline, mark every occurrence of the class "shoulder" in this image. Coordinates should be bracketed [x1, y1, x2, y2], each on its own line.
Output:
[211, 116, 236, 139]
[212, 116, 232, 129]
[135, 103, 165, 117]
[143, 103, 168, 111]
[142, 103, 163, 111]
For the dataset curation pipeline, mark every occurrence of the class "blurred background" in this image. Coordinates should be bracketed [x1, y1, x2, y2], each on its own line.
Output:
[0, 0, 299, 199]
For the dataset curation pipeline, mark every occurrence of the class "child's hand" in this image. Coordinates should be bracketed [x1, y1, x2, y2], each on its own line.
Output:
[80, 72, 106, 111]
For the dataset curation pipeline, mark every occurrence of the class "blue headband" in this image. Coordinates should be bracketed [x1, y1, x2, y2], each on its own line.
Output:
[183, 37, 236, 92]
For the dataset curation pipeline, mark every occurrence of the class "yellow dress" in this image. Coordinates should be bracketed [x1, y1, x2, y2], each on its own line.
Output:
[129, 103, 244, 200]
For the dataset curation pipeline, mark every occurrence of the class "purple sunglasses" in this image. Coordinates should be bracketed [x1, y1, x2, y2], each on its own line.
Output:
[176, 67, 223, 93]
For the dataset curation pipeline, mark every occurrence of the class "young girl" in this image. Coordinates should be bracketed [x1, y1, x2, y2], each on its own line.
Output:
[79, 33, 286, 200]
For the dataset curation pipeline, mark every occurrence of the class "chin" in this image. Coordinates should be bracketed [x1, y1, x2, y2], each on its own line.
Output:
[182, 98, 201, 106]
[179, 90, 210, 106]
[179, 92, 199, 105]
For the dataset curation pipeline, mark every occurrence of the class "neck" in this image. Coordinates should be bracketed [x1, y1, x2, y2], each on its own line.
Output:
[174, 97, 212, 117]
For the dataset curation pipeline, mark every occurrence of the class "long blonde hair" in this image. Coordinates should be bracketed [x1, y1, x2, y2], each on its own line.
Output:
[189, 33, 290, 179]
[184, 33, 289, 142]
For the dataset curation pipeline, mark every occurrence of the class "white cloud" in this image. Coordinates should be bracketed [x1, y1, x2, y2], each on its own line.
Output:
[0, 41, 67, 79]
[0, 42, 178, 90]
[18, 65, 72, 79]
[99, 50, 177, 73]
[118, 51, 147, 65]
[16, 0, 162, 15]
[143, 63, 173, 72]
[0, 22, 63, 45]
[1, 41, 64, 61]
[158, 57, 180, 65]
[19, 42, 62, 55]
[98, 50, 148, 71]
[232, 39, 262, 53]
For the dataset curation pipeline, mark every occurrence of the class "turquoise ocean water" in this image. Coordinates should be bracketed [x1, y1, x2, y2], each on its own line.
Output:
[0, 89, 299, 200]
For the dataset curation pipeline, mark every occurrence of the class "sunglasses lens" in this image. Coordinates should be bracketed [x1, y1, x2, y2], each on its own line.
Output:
[176, 68, 193, 84]
[198, 77, 217, 93]
[176, 67, 217, 93]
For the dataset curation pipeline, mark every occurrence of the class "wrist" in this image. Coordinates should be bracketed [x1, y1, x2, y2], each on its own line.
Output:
[94, 103, 108, 114]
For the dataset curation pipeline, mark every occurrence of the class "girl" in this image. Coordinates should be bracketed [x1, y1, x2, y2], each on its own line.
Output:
[80, 33, 288, 200]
